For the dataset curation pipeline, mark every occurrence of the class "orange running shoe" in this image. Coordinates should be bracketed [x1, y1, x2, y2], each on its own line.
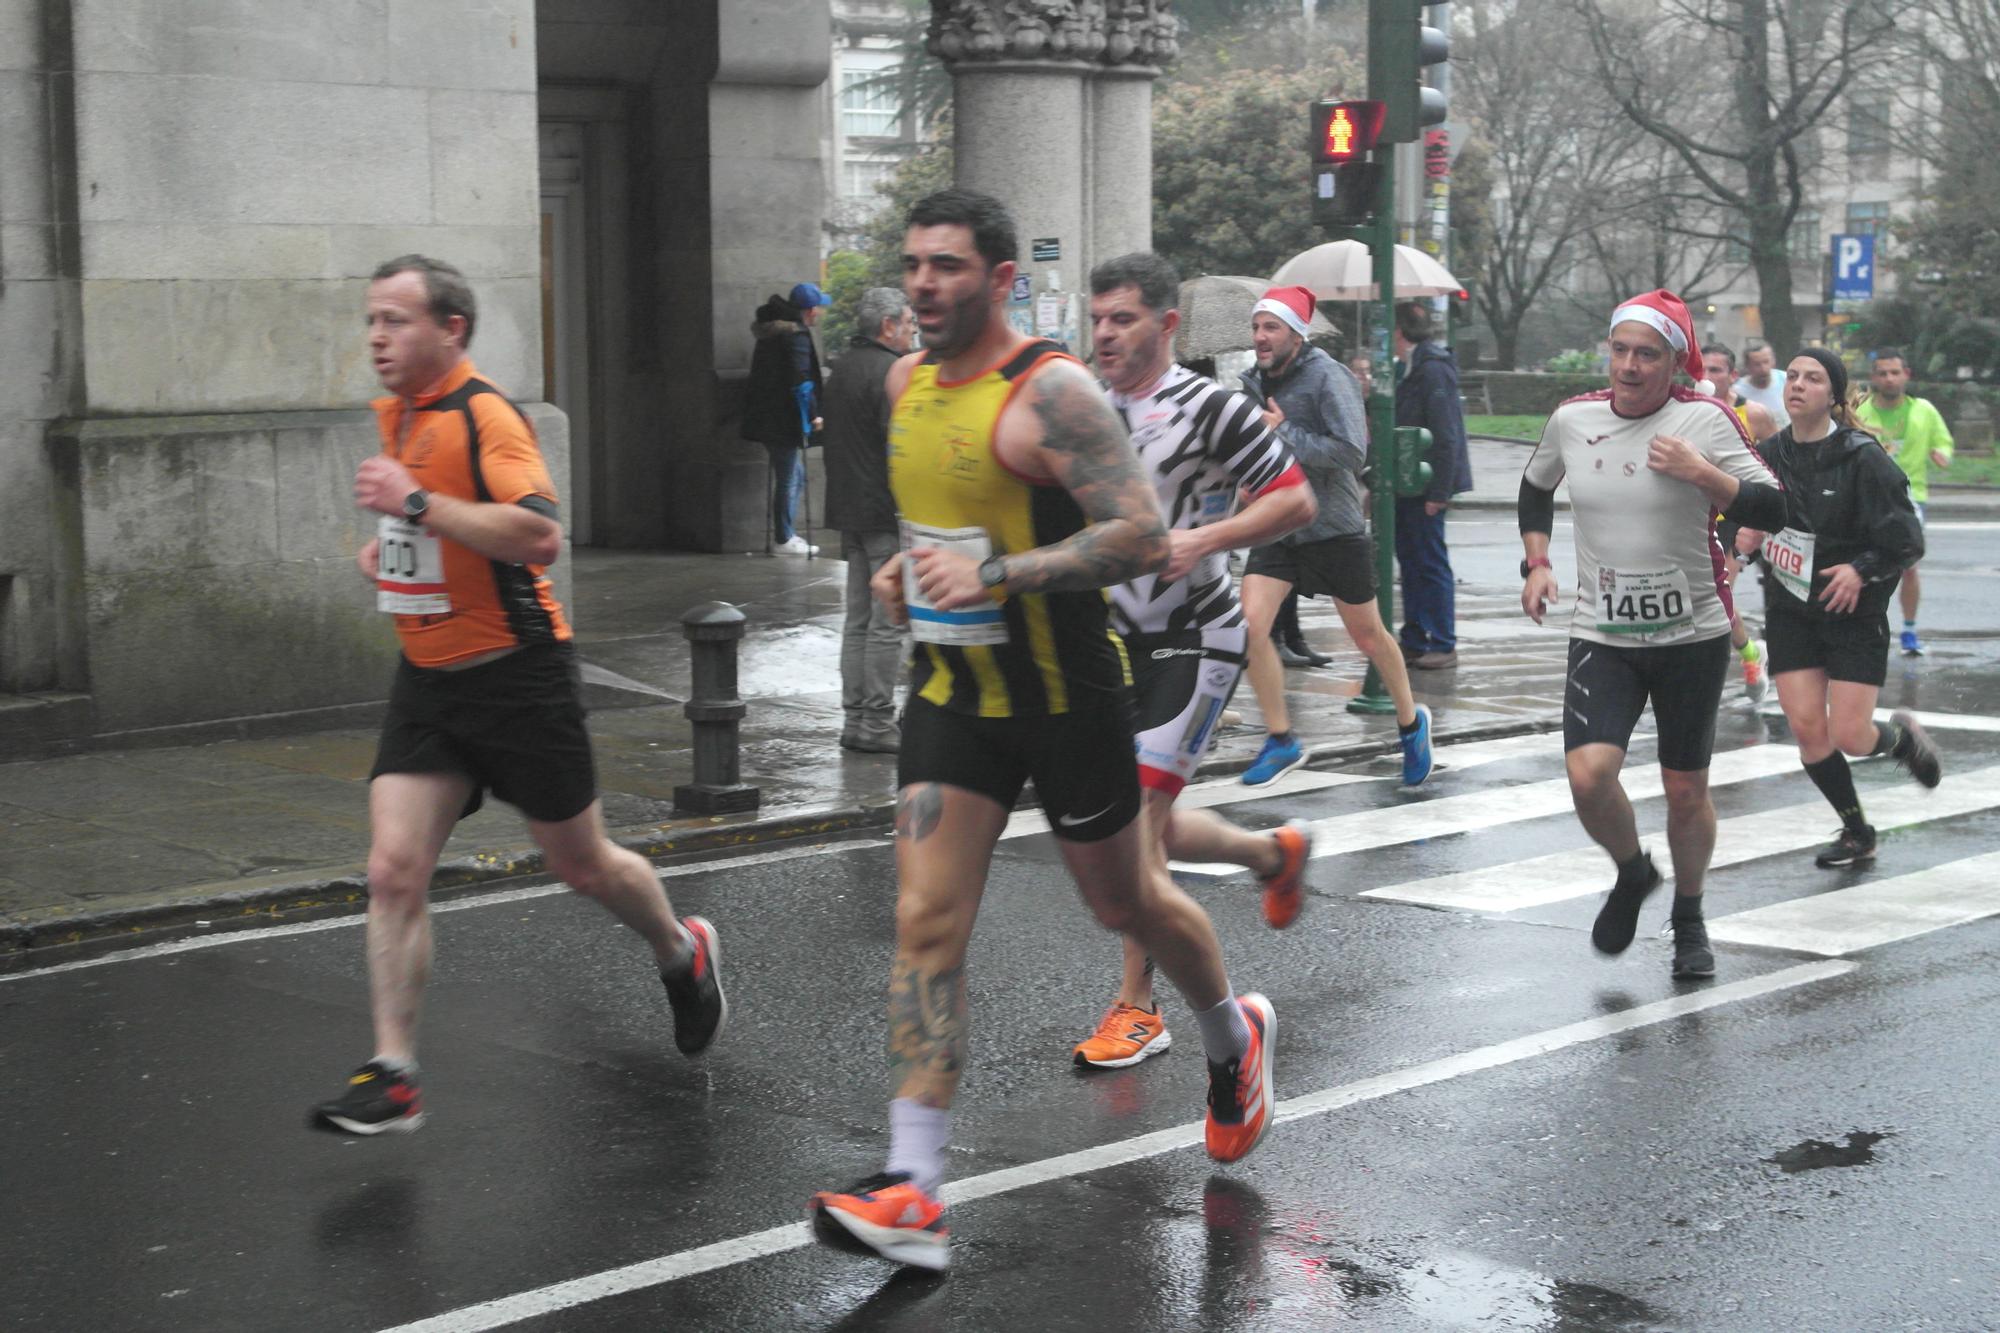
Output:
[1260, 820, 1313, 929]
[1205, 992, 1276, 1163]
[1072, 1002, 1172, 1068]
[809, 1171, 950, 1270]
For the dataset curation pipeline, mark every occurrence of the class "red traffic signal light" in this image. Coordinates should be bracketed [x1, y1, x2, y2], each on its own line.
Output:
[1311, 100, 1385, 165]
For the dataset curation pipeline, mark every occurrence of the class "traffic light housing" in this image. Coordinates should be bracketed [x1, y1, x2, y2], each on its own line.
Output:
[1392, 426, 1434, 497]
[1309, 99, 1386, 226]
[1368, 0, 1449, 144]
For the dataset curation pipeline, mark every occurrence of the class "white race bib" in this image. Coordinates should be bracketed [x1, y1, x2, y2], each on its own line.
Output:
[1595, 566, 1694, 638]
[902, 521, 1009, 646]
[1761, 527, 1816, 603]
[376, 515, 450, 615]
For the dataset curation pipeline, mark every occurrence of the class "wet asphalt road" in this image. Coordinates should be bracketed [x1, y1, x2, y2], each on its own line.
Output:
[6, 525, 2000, 1332]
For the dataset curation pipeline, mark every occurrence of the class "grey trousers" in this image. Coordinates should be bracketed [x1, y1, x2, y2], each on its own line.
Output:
[840, 530, 905, 735]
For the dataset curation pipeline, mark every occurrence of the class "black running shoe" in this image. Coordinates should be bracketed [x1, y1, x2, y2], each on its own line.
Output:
[662, 916, 728, 1056]
[1889, 710, 1941, 789]
[1591, 854, 1662, 955]
[1669, 916, 1715, 980]
[311, 1061, 424, 1135]
[1814, 824, 1877, 869]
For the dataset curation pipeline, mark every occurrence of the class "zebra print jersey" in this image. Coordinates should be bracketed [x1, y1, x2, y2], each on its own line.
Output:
[1105, 363, 1304, 635]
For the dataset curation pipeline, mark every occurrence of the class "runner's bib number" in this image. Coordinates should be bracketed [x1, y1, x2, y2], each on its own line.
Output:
[1761, 527, 1816, 603]
[901, 521, 1009, 646]
[376, 516, 450, 615]
[1595, 566, 1694, 638]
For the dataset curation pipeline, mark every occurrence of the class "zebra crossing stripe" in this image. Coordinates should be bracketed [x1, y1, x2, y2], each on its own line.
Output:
[1709, 851, 2000, 956]
[1753, 705, 2000, 734]
[1171, 741, 1803, 878]
[1364, 766, 2000, 912]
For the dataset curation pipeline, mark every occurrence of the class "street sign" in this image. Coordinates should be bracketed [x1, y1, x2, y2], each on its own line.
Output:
[1831, 233, 1874, 303]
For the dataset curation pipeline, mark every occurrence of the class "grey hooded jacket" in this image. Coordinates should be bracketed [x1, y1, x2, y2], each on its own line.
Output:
[1240, 344, 1370, 541]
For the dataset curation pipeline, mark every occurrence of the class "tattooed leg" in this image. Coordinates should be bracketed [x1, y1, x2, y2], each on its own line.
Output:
[1114, 934, 1156, 1010]
[888, 956, 968, 1108]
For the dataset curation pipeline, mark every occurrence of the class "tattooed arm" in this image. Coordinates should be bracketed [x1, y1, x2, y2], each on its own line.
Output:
[908, 357, 1168, 610]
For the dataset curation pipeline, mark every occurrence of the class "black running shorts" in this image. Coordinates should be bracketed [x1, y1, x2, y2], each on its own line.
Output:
[1563, 633, 1731, 772]
[1244, 534, 1376, 605]
[898, 695, 1142, 842]
[1764, 594, 1891, 687]
[371, 642, 597, 823]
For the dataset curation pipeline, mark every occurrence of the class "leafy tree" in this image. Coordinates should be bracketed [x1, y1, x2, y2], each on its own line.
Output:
[817, 249, 876, 352]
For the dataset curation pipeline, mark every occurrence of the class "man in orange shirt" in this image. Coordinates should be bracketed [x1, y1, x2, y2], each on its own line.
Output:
[313, 255, 727, 1135]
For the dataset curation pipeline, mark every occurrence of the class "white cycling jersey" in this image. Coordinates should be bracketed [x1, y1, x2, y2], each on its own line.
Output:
[1524, 386, 1775, 647]
[1105, 363, 1301, 635]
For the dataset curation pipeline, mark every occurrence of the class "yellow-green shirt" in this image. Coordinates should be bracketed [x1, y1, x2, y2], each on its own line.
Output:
[888, 339, 1129, 717]
[1857, 394, 1954, 503]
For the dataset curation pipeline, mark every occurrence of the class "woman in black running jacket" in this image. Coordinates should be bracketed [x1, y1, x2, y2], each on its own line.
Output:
[1737, 348, 1939, 870]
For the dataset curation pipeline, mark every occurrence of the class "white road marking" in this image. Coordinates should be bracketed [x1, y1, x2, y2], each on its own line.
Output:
[1710, 853, 2000, 955]
[1172, 741, 1804, 878]
[1366, 766, 2000, 912]
[1754, 704, 2000, 734]
[373, 959, 1853, 1333]
[1921, 521, 2000, 532]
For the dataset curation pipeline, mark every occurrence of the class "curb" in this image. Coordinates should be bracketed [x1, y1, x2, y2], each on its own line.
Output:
[0, 714, 1559, 965]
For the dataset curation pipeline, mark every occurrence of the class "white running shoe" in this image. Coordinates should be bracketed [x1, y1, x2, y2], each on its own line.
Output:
[774, 536, 819, 556]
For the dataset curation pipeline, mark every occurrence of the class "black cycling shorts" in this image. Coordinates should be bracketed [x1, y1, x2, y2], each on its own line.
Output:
[1765, 593, 1891, 687]
[1563, 633, 1731, 772]
[371, 642, 597, 823]
[898, 694, 1141, 842]
[1245, 534, 1376, 605]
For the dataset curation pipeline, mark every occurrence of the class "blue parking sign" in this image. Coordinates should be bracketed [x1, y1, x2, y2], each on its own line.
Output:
[1831, 233, 1874, 302]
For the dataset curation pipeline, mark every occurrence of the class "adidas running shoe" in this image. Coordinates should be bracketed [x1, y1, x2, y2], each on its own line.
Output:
[1205, 993, 1275, 1164]
[311, 1061, 425, 1135]
[809, 1171, 950, 1271]
[1072, 1002, 1171, 1069]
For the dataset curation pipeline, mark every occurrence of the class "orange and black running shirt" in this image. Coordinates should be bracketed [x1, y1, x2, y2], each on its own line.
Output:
[371, 358, 572, 667]
[888, 338, 1130, 718]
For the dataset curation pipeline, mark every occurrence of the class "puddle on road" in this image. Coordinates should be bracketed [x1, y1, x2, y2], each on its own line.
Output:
[1765, 1130, 1890, 1173]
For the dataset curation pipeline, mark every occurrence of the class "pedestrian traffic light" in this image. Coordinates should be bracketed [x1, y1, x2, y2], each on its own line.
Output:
[1368, 0, 1449, 144]
[1309, 99, 1386, 227]
[1392, 425, 1434, 497]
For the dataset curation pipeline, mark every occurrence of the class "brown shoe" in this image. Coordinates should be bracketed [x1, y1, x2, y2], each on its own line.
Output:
[1413, 650, 1459, 670]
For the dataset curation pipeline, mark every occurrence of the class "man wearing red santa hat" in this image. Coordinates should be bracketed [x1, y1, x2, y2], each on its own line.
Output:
[1517, 289, 1787, 981]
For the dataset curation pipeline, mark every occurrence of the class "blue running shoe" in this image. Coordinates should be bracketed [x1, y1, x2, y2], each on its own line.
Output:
[1400, 704, 1434, 786]
[1899, 628, 1922, 657]
[1242, 734, 1307, 786]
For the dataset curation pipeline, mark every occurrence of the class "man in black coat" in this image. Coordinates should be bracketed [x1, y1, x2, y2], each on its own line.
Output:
[1392, 302, 1473, 669]
[742, 282, 828, 554]
[822, 286, 913, 752]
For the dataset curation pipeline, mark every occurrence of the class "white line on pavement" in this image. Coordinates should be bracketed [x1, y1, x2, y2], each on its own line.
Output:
[1710, 853, 2000, 955]
[373, 959, 1854, 1333]
[1365, 765, 2000, 912]
[1754, 704, 2000, 734]
[1172, 740, 1804, 878]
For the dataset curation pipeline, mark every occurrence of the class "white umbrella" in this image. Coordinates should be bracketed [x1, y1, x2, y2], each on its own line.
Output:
[1271, 240, 1461, 301]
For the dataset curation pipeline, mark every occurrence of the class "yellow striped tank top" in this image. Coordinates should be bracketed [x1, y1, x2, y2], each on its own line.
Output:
[889, 339, 1129, 718]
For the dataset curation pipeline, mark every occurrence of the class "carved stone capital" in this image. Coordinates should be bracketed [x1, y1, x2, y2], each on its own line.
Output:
[927, 1, 1176, 69]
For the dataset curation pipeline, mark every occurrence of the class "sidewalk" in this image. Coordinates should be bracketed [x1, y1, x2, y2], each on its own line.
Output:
[0, 548, 1569, 960]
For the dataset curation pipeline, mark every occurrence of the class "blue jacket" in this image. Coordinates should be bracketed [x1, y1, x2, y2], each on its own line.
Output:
[1395, 340, 1472, 503]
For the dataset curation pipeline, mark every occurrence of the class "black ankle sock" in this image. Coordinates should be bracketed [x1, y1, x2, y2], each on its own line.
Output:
[1271, 729, 1296, 747]
[1872, 722, 1912, 760]
[1398, 716, 1420, 736]
[1803, 752, 1867, 831]
[1671, 892, 1704, 922]
[1614, 850, 1652, 886]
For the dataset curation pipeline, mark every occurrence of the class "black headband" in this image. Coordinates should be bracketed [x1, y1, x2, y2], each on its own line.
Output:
[1793, 347, 1848, 408]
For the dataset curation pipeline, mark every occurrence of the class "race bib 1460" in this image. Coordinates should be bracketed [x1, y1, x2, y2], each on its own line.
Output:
[1595, 566, 1694, 638]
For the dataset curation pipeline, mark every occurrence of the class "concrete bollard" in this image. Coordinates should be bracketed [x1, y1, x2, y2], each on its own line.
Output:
[673, 601, 761, 815]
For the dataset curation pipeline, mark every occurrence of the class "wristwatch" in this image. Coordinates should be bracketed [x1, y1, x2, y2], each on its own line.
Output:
[1519, 556, 1551, 578]
[977, 554, 1009, 597]
[403, 489, 430, 522]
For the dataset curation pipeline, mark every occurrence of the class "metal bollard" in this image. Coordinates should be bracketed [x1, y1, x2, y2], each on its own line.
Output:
[673, 601, 761, 814]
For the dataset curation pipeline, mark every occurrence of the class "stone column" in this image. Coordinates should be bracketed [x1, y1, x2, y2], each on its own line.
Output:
[929, 2, 1176, 305]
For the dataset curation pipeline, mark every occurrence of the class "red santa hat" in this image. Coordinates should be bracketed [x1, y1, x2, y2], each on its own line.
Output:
[1609, 289, 1713, 394]
[1253, 285, 1316, 337]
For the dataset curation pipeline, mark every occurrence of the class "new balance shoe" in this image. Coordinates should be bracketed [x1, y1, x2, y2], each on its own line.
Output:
[311, 1061, 424, 1135]
[1590, 853, 1662, 955]
[1669, 914, 1715, 980]
[1205, 993, 1275, 1164]
[662, 916, 728, 1056]
[1900, 628, 1923, 657]
[1073, 1002, 1171, 1068]
[1260, 820, 1313, 929]
[809, 1171, 949, 1271]
[1241, 734, 1307, 787]
[1889, 709, 1942, 788]
[1814, 824, 1877, 869]
[1400, 704, 1434, 787]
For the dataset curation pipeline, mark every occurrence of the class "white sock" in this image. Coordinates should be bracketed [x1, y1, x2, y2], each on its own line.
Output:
[1192, 993, 1252, 1064]
[886, 1097, 950, 1195]
[371, 1054, 418, 1077]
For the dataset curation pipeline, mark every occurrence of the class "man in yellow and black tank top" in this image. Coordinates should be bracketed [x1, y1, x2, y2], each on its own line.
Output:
[889, 336, 1129, 717]
[808, 190, 1281, 1273]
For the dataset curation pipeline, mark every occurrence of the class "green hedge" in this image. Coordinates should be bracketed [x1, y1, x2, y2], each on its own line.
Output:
[1470, 373, 1608, 416]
